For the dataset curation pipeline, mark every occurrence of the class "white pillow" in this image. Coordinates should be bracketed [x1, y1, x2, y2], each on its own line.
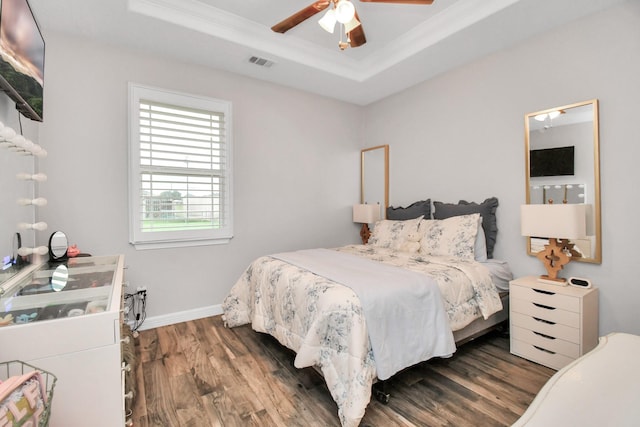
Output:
[419, 213, 481, 260]
[369, 216, 423, 253]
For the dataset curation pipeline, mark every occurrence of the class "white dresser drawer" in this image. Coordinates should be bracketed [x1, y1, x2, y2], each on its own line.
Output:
[510, 311, 580, 343]
[511, 325, 581, 359]
[511, 338, 575, 370]
[510, 285, 579, 312]
[510, 276, 599, 370]
[511, 297, 581, 328]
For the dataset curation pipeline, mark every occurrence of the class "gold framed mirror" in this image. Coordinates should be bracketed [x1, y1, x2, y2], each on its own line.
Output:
[525, 99, 601, 263]
[361, 145, 389, 219]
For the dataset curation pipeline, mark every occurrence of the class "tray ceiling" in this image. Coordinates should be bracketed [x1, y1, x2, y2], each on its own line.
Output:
[29, 0, 626, 105]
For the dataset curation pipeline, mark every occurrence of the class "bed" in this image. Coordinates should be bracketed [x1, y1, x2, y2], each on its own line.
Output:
[222, 198, 511, 427]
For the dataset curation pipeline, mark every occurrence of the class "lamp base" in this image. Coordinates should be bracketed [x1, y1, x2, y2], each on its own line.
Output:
[537, 275, 568, 286]
[536, 238, 571, 283]
[360, 223, 371, 245]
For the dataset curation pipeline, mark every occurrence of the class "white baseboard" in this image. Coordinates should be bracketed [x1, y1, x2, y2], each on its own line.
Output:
[131, 304, 223, 331]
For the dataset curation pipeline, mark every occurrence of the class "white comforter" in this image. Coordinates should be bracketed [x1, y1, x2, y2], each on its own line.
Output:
[273, 248, 456, 381]
[222, 245, 503, 427]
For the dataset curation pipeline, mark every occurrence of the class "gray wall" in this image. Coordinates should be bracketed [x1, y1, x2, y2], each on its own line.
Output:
[3, 1, 638, 335]
[363, 1, 640, 335]
[34, 34, 363, 320]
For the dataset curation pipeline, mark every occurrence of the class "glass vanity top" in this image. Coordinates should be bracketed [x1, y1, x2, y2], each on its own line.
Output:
[0, 255, 121, 326]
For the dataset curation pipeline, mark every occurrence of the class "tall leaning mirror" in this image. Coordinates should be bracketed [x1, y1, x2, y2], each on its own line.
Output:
[525, 99, 601, 263]
[361, 145, 389, 219]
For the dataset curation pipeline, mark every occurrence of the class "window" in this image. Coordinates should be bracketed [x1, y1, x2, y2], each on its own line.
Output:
[128, 84, 233, 249]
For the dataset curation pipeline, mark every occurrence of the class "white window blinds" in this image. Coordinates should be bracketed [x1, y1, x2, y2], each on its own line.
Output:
[129, 84, 233, 248]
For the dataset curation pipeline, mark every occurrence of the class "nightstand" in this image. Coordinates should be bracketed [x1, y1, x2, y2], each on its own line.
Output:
[509, 276, 598, 370]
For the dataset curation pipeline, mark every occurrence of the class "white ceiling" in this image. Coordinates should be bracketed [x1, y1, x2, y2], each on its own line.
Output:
[29, 0, 626, 105]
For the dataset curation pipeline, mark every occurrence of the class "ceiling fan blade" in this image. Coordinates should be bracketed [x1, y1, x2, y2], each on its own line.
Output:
[359, 0, 434, 4]
[271, 1, 331, 34]
[348, 12, 367, 48]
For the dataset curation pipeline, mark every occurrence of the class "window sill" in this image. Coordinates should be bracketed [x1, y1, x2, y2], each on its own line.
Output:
[130, 237, 232, 250]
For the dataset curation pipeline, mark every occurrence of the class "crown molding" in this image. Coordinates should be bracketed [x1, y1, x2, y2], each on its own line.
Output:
[130, 0, 521, 84]
[128, 0, 364, 79]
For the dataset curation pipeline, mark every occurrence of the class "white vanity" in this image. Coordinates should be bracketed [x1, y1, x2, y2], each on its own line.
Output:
[0, 255, 127, 427]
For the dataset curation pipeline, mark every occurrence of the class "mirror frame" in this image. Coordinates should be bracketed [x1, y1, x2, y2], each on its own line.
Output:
[48, 231, 69, 262]
[12, 232, 23, 266]
[524, 99, 601, 263]
[360, 145, 389, 218]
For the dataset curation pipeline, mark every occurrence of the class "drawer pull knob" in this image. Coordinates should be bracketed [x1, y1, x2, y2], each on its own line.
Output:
[533, 316, 556, 325]
[533, 345, 556, 355]
[533, 288, 556, 295]
[533, 302, 556, 310]
[533, 331, 556, 340]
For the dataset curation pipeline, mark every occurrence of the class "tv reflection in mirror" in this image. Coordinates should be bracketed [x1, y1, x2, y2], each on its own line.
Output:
[530, 146, 574, 177]
[0, 0, 45, 121]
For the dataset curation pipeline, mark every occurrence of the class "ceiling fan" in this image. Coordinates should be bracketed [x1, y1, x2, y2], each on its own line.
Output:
[271, 0, 435, 50]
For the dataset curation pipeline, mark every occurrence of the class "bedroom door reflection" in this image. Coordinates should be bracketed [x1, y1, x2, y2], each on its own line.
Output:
[361, 145, 389, 220]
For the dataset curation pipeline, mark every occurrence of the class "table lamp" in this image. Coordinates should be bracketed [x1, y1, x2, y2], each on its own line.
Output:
[353, 203, 381, 244]
[521, 204, 587, 285]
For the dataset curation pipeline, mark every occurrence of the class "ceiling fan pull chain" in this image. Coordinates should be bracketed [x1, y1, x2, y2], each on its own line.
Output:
[338, 23, 349, 50]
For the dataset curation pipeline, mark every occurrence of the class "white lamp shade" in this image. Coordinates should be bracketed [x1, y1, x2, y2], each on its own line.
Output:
[335, 0, 355, 24]
[353, 204, 381, 224]
[521, 204, 587, 240]
[318, 8, 337, 33]
[548, 110, 562, 119]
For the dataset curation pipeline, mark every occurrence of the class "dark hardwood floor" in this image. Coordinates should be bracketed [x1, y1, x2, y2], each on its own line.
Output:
[130, 316, 553, 427]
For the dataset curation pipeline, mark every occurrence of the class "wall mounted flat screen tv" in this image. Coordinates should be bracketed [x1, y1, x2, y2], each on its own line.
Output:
[530, 146, 575, 177]
[0, 0, 44, 121]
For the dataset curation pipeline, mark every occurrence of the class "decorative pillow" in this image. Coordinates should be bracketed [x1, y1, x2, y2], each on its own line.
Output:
[474, 221, 488, 262]
[433, 197, 499, 258]
[419, 213, 481, 260]
[386, 199, 431, 221]
[369, 216, 423, 253]
[397, 229, 422, 253]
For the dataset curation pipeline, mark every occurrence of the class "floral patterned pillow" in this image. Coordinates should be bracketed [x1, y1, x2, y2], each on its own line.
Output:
[368, 216, 423, 252]
[419, 213, 480, 260]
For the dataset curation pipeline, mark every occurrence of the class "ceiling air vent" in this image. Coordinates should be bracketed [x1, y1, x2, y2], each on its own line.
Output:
[248, 56, 275, 68]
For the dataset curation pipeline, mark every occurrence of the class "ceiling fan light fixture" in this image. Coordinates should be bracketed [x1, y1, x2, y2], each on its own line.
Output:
[534, 110, 565, 122]
[318, 8, 337, 33]
[548, 110, 562, 120]
[273, 0, 436, 49]
[344, 16, 361, 33]
[335, 0, 356, 24]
